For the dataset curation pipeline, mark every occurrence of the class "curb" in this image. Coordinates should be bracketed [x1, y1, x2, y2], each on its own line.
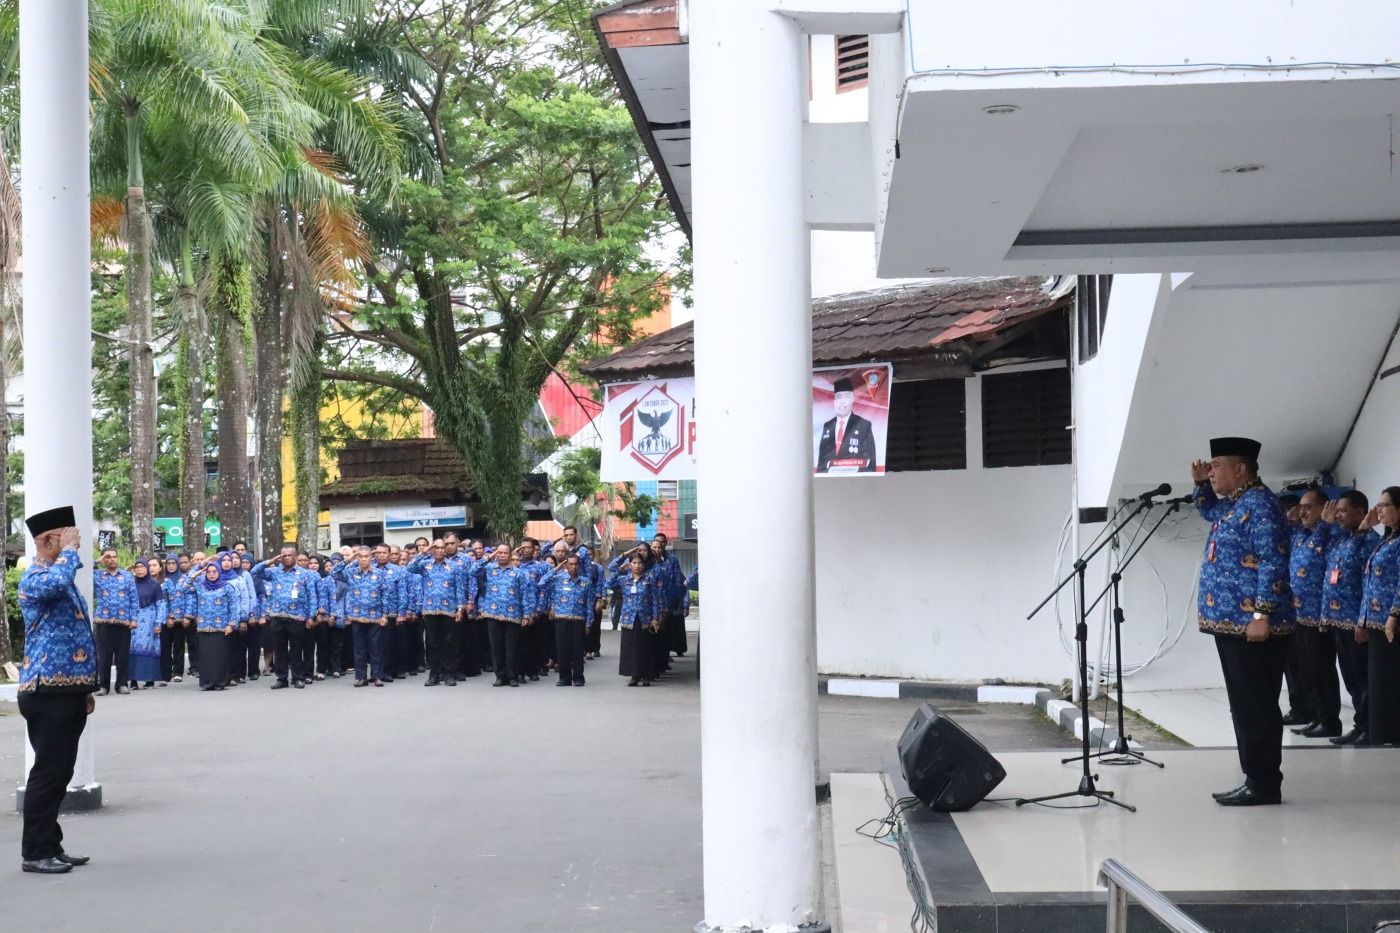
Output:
[817, 677, 1137, 749]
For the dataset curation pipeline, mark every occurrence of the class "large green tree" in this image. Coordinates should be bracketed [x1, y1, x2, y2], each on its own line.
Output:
[325, 0, 676, 538]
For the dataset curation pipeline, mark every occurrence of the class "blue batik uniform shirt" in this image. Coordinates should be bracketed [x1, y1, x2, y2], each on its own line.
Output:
[1290, 521, 1334, 627]
[93, 567, 139, 626]
[18, 548, 98, 694]
[1358, 531, 1400, 630]
[610, 571, 658, 630]
[341, 565, 387, 623]
[407, 554, 462, 615]
[538, 567, 595, 624]
[252, 562, 319, 620]
[1321, 527, 1380, 628]
[478, 564, 532, 623]
[1194, 480, 1295, 635]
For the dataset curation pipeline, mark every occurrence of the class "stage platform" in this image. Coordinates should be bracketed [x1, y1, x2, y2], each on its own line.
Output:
[866, 747, 1400, 932]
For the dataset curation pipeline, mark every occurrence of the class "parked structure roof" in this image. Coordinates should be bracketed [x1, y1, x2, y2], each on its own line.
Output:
[320, 438, 473, 502]
[581, 277, 1073, 382]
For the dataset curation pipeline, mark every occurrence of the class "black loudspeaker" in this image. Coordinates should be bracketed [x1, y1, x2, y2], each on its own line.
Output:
[898, 702, 1006, 811]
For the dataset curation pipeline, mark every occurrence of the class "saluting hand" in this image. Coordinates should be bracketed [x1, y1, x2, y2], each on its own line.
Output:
[1362, 506, 1381, 532]
[1190, 460, 1211, 485]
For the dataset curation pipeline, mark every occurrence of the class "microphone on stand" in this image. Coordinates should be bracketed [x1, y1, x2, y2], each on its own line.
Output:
[1162, 493, 1195, 506]
[1133, 483, 1172, 502]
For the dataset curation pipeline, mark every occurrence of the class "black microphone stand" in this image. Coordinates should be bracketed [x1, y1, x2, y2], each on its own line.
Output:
[1062, 499, 1185, 770]
[1019, 497, 1156, 813]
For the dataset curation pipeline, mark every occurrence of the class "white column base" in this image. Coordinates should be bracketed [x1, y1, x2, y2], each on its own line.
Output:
[16, 726, 101, 813]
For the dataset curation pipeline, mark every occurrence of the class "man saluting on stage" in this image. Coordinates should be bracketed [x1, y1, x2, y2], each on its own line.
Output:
[1190, 437, 1294, 807]
[16, 506, 98, 873]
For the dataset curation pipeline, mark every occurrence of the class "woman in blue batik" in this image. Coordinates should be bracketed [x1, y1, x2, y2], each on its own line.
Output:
[613, 548, 661, 687]
[192, 558, 236, 691]
[128, 559, 167, 688]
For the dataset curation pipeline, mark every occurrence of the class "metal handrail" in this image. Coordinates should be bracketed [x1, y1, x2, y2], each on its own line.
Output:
[1098, 859, 1209, 933]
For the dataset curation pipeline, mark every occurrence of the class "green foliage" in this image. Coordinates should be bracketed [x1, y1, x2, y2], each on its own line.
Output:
[4, 564, 18, 668]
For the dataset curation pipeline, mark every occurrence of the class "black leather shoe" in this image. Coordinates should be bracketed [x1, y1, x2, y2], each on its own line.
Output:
[21, 857, 72, 874]
[424, 678, 439, 687]
[1331, 727, 1366, 746]
[353, 679, 367, 687]
[1211, 783, 1247, 800]
[444, 678, 456, 686]
[114, 686, 130, 695]
[56, 853, 89, 866]
[293, 681, 304, 689]
[1291, 722, 1320, 735]
[1301, 722, 1342, 738]
[573, 679, 585, 687]
[557, 679, 571, 686]
[1216, 786, 1281, 806]
[271, 680, 288, 690]
[1280, 710, 1309, 726]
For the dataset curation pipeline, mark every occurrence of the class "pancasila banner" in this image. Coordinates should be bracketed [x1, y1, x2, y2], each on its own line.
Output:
[601, 378, 698, 481]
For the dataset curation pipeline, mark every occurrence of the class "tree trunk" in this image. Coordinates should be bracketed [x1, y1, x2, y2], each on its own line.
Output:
[253, 250, 287, 556]
[290, 331, 322, 552]
[125, 109, 156, 554]
[214, 259, 253, 548]
[0, 306, 10, 668]
[176, 231, 208, 552]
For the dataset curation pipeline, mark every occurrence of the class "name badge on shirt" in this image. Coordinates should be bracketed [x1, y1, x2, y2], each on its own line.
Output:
[1330, 567, 1341, 585]
[631, 584, 638, 594]
[290, 586, 298, 599]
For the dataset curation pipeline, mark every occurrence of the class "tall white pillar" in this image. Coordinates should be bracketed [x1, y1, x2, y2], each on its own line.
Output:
[17, 0, 101, 811]
[690, 4, 823, 931]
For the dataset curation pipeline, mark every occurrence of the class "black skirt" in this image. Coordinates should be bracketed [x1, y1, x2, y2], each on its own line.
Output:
[197, 632, 229, 690]
[619, 621, 658, 680]
[1368, 633, 1400, 744]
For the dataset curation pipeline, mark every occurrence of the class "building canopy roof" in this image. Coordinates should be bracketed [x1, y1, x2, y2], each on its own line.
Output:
[581, 276, 1073, 382]
[320, 438, 475, 502]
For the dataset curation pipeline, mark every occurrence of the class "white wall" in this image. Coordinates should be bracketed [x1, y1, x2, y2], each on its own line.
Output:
[814, 463, 1075, 682]
[1335, 330, 1400, 496]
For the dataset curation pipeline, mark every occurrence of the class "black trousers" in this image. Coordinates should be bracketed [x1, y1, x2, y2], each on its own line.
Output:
[353, 622, 388, 681]
[187, 619, 200, 672]
[487, 619, 520, 682]
[226, 629, 244, 684]
[611, 597, 622, 630]
[456, 617, 480, 676]
[528, 614, 551, 671]
[269, 616, 307, 684]
[18, 692, 88, 860]
[1295, 625, 1341, 729]
[1334, 627, 1369, 730]
[393, 622, 411, 677]
[161, 624, 185, 680]
[245, 623, 263, 678]
[1215, 633, 1289, 794]
[409, 618, 425, 671]
[424, 615, 456, 678]
[1367, 631, 1400, 744]
[475, 616, 492, 672]
[197, 631, 229, 689]
[328, 627, 347, 674]
[555, 620, 585, 683]
[94, 624, 130, 690]
[1283, 633, 1308, 718]
[585, 610, 602, 656]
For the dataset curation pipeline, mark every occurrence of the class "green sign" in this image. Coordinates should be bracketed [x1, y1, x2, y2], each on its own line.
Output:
[153, 517, 222, 549]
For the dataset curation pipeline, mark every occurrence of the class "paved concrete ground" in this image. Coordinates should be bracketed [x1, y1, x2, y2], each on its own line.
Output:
[1, 632, 1076, 931]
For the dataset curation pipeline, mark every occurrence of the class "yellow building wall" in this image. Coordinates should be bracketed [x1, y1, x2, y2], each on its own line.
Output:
[280, 393, 425, 542]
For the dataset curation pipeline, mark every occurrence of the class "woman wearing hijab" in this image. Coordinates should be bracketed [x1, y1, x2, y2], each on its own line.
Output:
[611, 547, 661, 687]
[129, 559, 167, 689]
[224, 552, 255, 686]
[158, 555, 185, 682]
[191, 555, 236, 691]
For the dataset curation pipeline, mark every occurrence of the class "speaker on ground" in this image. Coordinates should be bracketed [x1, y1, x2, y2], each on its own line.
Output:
[898, 702, 1006, 811]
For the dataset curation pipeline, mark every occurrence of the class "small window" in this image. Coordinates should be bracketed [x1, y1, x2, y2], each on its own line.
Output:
[982, 368, 1072, 468]
[657, 480, 679, 500]
[1076, 275, 1113, 362]
[835, 35, 869, 93]
[886, 378, 967, 472]
[339, 522, 384, 548]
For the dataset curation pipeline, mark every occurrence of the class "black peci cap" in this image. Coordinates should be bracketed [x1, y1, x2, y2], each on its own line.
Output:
[26, 505, 75, 538]
[831, 377, 854, 394]
[1210, 437, 1262, 461]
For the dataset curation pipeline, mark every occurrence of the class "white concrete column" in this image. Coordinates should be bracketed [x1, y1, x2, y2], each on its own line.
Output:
[18, 0, 100, 808]
[691, 4, 824, 931]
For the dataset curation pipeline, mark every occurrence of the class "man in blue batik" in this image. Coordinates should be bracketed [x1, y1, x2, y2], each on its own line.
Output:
[92, 547, 139, 696]
[16, 506, 98, 875]
[1191, 437, 1294, 806]
[1287, 488, 1341, 738]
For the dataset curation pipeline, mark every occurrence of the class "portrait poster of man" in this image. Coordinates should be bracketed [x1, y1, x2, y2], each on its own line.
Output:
[813, 364, 891, 476]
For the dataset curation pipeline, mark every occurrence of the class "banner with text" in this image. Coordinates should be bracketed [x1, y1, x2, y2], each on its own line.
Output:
[813, 363, 892, 476]
[601, 378, 698, 481]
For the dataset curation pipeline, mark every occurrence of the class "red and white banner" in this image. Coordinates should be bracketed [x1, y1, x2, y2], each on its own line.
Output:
[600, 378, 698, 481]
[813, 363, 891, 476]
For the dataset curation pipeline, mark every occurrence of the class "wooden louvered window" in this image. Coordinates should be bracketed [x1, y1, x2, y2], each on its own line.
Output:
[835, 34, 869, 93]
[981, 368, 1072, 468]
[887, 378, 966, 472]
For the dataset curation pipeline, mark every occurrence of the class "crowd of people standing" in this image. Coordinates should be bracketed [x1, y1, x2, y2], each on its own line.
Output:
[86, 527, 697, 694]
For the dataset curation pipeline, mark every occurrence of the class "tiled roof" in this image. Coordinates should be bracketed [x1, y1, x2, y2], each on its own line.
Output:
[581, 277, 1071, 380]
[320, 438, 472, 500]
